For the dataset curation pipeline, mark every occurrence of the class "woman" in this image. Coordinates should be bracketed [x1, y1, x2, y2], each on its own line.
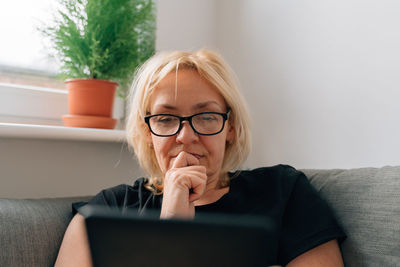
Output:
[55, 49, 346, 266]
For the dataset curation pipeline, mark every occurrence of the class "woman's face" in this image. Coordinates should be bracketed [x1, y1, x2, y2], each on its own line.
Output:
[148, 69, 234, 182]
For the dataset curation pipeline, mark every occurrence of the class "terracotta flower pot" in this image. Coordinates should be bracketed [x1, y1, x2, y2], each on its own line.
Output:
[62, 79, 118, 129]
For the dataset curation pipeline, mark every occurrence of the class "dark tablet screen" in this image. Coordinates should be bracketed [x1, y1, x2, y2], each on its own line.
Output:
[80, 205, 278, 267]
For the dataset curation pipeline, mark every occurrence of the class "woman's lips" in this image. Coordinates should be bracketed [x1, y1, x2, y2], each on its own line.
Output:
[171, 151, 203, 160]
[190, 153, 203, 160]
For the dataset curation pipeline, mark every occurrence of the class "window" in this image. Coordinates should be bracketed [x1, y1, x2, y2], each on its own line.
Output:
[0, 0, 64, 89]
[0, 0, 124, 128]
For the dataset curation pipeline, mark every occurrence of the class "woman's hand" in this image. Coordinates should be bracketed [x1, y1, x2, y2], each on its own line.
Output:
[160, 151, 207, 219]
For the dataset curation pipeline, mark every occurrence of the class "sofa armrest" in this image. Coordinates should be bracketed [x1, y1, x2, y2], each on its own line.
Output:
[302, 166, 400, 267]
[0, 197, 90, 267]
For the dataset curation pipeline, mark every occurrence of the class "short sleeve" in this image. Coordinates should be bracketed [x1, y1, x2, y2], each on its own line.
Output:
[278, 170, 346, 265]
[72, 178, 159, 215]
[72, 184, 134, 215]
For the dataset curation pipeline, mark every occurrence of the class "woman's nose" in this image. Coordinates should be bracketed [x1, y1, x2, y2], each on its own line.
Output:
[176, 121, 199, 144]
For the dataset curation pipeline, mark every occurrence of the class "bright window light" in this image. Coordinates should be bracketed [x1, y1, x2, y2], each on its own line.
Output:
[0, 0, 64, 89]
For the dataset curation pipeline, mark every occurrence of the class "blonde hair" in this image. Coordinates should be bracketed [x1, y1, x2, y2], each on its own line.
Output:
[126, 49, 251, 192]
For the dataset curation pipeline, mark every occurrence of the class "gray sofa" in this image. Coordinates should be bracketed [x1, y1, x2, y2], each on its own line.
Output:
[0, 166, 399, 266]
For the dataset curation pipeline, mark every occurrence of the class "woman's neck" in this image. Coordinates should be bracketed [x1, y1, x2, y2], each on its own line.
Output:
[194, 174, 230, 206]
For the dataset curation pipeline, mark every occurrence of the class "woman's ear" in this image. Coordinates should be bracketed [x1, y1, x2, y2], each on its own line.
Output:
[226, 121, 235, 144]
[146, 128, 153, 145]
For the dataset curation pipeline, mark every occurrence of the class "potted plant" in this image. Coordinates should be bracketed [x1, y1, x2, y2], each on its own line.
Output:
[39, 0, 155, 129]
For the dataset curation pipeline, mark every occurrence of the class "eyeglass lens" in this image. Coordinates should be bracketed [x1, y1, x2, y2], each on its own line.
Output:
[149, 113, 225, 136]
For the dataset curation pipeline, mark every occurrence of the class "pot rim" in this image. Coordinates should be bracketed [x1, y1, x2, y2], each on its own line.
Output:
[64, 78, 119, 86]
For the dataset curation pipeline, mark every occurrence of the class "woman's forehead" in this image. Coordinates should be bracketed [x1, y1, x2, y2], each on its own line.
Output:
[148, 70, 226, 112]
[151, 100, 223, 113]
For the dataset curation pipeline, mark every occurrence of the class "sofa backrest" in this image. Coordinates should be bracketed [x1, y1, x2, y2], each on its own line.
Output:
[1, 166, 399, 266]
[303, 166, 400, 267]
[0, 197, 90, 267]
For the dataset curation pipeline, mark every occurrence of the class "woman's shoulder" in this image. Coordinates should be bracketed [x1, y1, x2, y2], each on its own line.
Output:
[77, 178, 152, 209]
[72, 178, 152, 214]
[240, 164, 299, 175]
[97, 177, 149, 195]
[73, 177, 161, 215]
[232, 164, 308, 196]
[237, 164, 304, 183]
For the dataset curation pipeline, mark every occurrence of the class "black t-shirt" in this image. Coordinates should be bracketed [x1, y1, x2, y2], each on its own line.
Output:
[74, 164, 346, 266]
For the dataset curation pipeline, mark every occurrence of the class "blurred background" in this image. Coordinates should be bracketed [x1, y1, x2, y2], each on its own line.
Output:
[1, 0, 399, 198]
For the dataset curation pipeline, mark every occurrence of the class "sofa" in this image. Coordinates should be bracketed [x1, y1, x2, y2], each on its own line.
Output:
[0, 166, 399, 267]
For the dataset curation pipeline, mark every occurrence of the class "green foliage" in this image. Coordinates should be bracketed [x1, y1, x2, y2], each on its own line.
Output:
[39, 0, 156, 98]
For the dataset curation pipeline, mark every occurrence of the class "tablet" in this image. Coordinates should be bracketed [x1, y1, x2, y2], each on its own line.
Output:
[80, 205, 278, 267]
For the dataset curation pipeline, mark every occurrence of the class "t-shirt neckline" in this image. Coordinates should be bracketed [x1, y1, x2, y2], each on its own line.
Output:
[195, 171, 241, 210]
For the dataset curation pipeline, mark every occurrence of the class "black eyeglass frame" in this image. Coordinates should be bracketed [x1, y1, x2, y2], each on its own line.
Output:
[144, 111, 230, 137]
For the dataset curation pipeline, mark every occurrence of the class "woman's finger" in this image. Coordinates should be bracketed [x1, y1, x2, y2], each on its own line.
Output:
[171, 151, 199, 168]
[188, 174, 207, 202]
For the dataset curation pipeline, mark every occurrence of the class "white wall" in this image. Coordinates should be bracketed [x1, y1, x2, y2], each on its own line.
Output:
[156, 0, 217, 51]
[215, 0, 400, 169]
[158, 0, 400, 169]
[0, 137, 143, 198]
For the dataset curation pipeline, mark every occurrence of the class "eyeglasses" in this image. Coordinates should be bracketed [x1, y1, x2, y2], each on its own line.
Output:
[144, 112, 229, 137]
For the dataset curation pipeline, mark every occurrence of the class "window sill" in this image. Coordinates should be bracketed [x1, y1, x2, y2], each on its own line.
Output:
[0, 82, 125, 127]
[0, 123, 125, 142]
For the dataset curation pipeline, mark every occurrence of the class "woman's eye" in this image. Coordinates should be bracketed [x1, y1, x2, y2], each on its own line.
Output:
[157, 116, 174, 123]
[200, 115, 217, 121]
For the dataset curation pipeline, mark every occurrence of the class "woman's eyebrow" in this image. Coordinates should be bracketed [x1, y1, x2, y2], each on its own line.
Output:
[152, 104, 177, 111]
[193, 101, 221, 109]
[152, 101, 223, 114]
[153, 101, 221, 110]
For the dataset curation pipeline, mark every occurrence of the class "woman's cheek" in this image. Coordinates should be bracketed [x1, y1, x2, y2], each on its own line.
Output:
[166, 156, 176, 171]
[152, 138, 172, 173]
[153, 149, 168, 173]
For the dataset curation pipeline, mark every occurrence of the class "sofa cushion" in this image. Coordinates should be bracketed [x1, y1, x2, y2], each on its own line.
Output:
[302, 166, 400, 267]
[0, 197, 90, 267]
